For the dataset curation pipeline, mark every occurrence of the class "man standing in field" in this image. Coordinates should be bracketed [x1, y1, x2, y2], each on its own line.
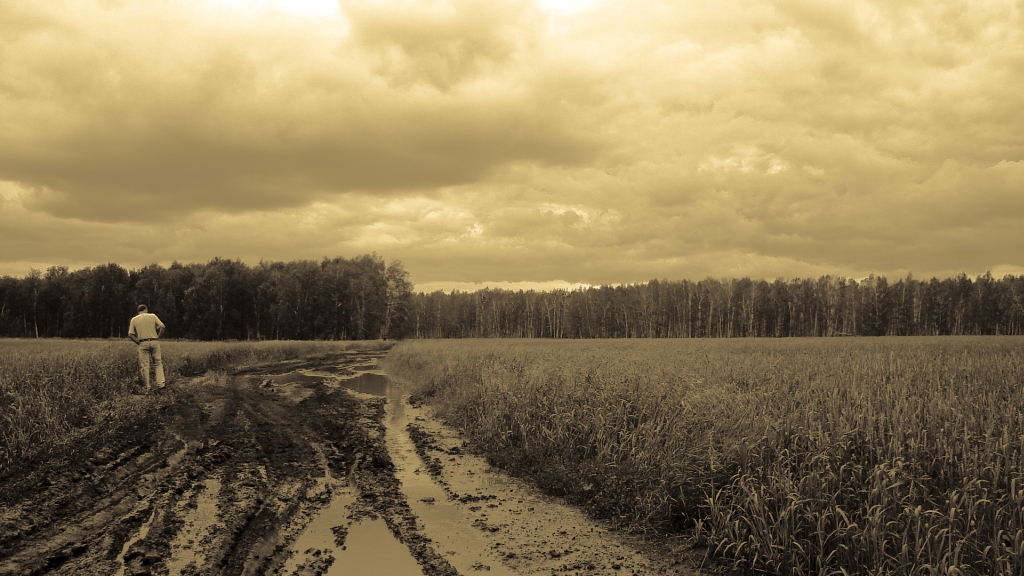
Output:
[128, 304, 166, 393]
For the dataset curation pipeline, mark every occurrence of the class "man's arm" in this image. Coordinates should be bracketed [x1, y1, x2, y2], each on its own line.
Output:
[128, 318, 139, 344]
[155, 316, 165, 338]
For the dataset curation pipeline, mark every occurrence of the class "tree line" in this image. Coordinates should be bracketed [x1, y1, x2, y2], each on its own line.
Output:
[0, 255, 413, 340]
[409, 274, 1024, 338]
[3, 262, 1023, 340]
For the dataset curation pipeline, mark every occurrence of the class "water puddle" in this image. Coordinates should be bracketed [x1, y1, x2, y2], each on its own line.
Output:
[281, 486, 422, 576]
[167, 477, 223, 575]
[334, 518, 424, 574]
[112, 436, 198, 576]
[270, 371, 520, 575]
[336, 373, 519, 576]
[266, 372, 328, 402]
[113, 508, 156, 576]
[337, 371, 390, 395]
[167, 435, 191, 468]
[270, 372, 328, 386]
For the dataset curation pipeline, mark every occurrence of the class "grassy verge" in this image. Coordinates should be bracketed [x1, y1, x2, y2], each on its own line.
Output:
[382, 337, 1024, 575]
[0, 339, 389, 478]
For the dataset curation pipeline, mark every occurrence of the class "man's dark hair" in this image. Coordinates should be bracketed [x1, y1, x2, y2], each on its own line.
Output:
[138, 304, 148, 313]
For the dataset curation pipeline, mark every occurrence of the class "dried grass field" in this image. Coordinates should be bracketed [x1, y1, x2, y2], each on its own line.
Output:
[383, 337, 1024, 575]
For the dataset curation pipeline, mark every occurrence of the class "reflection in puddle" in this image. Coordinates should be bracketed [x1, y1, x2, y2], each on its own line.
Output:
[333, 518, 423, 575]
[113, 509, 156, 576]
[338, 372, 391, 396]
[167, 434, 191, 467]
[281, 486, 423, 576]
[167, 477, 222, 575]
[270, 370, 387, 392]
[338, 373, 519, 576]
[277, 371, 517, 575]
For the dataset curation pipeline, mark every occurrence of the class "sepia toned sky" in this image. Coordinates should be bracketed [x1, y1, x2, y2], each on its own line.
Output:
[1, 0, 1022, 291]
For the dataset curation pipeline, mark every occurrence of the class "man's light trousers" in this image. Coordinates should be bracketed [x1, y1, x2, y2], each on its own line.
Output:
[138, 341, 165, 389]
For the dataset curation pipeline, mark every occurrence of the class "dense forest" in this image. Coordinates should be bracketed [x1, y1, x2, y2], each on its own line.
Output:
[410, 273, 1024, 338]
[2, 260, 1023, 339]
[0, 255, 413, 340]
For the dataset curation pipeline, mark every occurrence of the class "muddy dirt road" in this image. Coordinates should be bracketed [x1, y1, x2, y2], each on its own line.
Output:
[0, 350, 703, 575]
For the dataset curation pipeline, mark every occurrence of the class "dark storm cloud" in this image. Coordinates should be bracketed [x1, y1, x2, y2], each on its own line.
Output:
[0, 0, 597, 222]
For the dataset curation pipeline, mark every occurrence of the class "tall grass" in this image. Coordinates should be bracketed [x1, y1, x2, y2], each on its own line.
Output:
[383, 337, 1024, 575]
[0, 339, 388, 475]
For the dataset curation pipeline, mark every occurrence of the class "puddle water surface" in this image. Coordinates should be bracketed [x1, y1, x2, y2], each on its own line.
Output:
[270, 372, 327, 386]
[338, 372, 391, 396]
[167, 477, 222, 575]
[277, 371, 519, 575]
[113, 509, 156, 576]
[281, 485, 423, 576]
[337, 373, 519, 576]
[333, 516, 424, 575]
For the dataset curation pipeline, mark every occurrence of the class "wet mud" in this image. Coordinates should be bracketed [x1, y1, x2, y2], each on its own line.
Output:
[0, 350, 707, 576]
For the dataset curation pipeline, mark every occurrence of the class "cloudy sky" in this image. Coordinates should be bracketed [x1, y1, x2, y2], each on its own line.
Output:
[1, 0, 1022, 291]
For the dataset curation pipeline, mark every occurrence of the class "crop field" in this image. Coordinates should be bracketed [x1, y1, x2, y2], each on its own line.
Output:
[383, 337, 1024, 575]
[4, 336, 1022, 575]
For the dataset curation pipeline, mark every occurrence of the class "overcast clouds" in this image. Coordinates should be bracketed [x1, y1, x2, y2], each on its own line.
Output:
[1, 0, 1022, 290]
